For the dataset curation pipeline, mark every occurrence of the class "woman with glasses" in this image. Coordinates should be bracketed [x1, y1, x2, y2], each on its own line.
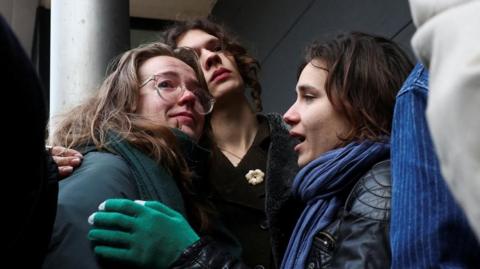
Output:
[42, 42, 222, 269]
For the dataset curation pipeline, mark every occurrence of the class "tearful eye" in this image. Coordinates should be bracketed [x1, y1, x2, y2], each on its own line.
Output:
[157, 81, 173, 89]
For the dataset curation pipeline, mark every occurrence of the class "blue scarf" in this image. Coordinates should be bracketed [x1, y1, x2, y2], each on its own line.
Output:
[281, 140, 390, 268]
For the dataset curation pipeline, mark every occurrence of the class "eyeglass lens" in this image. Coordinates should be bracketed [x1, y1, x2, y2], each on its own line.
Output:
[155, 84, 213, 115]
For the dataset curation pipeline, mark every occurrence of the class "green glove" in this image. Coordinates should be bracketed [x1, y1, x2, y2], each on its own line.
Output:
[88, 198, 199, 268]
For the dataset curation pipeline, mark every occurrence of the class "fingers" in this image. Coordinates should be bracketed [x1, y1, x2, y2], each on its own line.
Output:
[99, 199, 147, 217]
[94, 199, 177, 226]
[88, 228, 130, 247]
[52, 155, 82, 178]
[50, 146, 83, 158]
[143, 201, 179, 218]
[52, 156, 82, 167]
[58, 166, 74, 178]
[49, 146, 83, 178]
[90, 211, 135, 231]
[93, 245, 130, 261]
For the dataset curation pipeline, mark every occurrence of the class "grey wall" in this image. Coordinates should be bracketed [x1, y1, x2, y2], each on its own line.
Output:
[211, 0, 415, 114]
[0, 0, 39, 56]
[131, 29, 163, 48]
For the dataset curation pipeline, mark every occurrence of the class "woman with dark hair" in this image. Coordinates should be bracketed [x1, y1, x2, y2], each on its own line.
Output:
[282, 32, 412, 268]
[163, 19, 301, 268]
[42, 42, 218, 269]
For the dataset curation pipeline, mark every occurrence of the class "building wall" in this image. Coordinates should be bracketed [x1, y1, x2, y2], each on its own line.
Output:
[0, 0, 38, 56]
[212, 0, 415, 113]
[4, 0, 415, 115]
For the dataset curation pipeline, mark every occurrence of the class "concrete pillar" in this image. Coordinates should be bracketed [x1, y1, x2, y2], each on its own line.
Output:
[50, 0, 129, 124]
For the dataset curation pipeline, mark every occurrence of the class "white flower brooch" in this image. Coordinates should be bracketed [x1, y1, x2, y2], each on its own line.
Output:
[245, 169, 265, 185]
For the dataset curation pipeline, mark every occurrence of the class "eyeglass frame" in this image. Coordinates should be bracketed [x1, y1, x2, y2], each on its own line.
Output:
[139, 75, 215, 115]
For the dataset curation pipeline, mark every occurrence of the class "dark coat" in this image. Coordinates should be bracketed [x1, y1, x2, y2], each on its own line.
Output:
[263, 113, 302, 266]
[172, 114, 301, 268]
[2, 15, 59, 268]
[42, 151, 141, 269]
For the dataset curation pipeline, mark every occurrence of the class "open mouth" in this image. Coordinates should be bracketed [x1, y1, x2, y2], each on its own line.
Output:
[289, 131, 305, 150]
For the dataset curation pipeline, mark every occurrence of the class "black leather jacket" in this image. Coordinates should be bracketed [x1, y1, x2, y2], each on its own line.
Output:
[171, 238, 248, 269]
[171, 160, 391, 269]
[306, 160, 391, 269]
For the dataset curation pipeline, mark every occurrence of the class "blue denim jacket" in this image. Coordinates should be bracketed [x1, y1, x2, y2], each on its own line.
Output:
[390, 63, 480, 268]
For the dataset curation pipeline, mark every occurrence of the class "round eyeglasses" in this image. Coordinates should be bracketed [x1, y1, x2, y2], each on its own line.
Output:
[140, 75, 215, 115]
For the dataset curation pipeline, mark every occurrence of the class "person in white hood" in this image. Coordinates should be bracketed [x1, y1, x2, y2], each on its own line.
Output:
[408, 0, 480, 240]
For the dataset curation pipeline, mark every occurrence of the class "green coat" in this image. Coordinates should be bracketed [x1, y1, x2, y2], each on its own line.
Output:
[43, 131, 237, 269]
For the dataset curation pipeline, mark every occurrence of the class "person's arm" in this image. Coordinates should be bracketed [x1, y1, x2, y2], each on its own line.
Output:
[329, 161, 391, 269]
[42, 152, 137, 269]
[89, 199, 250, 269]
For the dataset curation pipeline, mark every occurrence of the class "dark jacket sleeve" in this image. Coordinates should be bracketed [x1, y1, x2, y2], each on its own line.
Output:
[171, 237, 251, 269]
[329, 160, 391, 269]
[42, 152, 139, 269]
[306, 160, 391, 269]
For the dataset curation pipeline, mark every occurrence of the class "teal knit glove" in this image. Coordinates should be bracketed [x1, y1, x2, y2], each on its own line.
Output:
[88, 199, 199, 268]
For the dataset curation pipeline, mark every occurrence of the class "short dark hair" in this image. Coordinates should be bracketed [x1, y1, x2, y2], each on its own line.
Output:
[299, 32, 413, 144]
[162, 18, 263, 112]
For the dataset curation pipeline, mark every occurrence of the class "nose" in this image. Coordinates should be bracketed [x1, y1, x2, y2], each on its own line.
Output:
[283, 104, 300, 126]
[200, 48, 221, 71]
[177, 89, 198, 109]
